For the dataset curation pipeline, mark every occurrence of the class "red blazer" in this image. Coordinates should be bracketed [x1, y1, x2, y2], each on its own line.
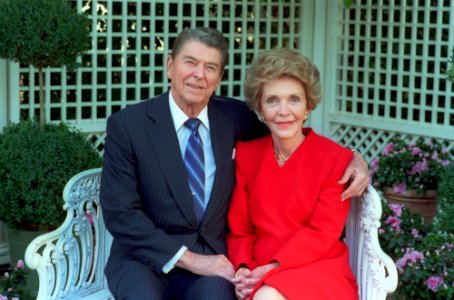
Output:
[227, 128, 353, 270]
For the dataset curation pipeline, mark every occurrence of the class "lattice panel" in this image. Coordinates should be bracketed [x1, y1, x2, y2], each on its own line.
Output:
[17, 0, 302, 128]
[337, 0, 454, 129]
[331, 123, 454, 163]
[87, 131, 107, 154]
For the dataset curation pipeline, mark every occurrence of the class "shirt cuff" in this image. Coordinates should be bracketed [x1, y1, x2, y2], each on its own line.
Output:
[162, 245, 188, 274]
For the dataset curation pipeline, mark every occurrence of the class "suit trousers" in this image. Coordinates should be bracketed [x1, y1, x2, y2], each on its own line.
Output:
[112, 265, 235, 300]
[109, 239, 235, 300]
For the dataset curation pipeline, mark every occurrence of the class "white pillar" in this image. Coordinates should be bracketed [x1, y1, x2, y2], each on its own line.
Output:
[0, 59, 7, 130]
[299, 0, 340, 138]
[0, 222, 10, 265]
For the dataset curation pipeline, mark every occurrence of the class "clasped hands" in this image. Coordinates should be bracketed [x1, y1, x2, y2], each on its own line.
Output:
[231, 262, 279, 300]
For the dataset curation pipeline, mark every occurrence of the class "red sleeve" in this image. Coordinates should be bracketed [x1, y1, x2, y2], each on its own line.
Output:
[272, 148, 353, 268]
[226, 142, 258, 270]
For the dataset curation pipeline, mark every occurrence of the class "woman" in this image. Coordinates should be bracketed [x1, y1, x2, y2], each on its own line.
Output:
[226, 48, 358, 300]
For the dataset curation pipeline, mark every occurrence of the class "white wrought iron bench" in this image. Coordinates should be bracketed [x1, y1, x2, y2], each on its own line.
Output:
[25, 168, 398, 300]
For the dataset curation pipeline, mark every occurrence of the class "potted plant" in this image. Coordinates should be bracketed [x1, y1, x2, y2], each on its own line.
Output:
[370, 136, 452, 222]
[0, 120, 102, 295]
[379, 199, 454, 300]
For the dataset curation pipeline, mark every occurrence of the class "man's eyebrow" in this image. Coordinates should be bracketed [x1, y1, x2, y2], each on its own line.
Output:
[182, 55, 220, 68]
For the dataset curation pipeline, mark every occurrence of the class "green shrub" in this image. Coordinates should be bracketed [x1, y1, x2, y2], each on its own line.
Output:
[448, 47, 454, 84]
[435, 164, 454, 233]
[0, 120, 102, 229]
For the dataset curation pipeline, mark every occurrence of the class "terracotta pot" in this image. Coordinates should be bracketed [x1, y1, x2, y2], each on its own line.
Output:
[383, 188, 437, 223]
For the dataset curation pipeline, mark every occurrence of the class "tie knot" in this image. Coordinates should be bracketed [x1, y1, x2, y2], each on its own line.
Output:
[185, 118, 201, 132]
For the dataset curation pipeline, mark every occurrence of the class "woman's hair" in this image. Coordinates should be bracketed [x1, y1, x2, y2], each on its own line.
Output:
[170, 27, 229, 71]
[243, 48, 322, 112]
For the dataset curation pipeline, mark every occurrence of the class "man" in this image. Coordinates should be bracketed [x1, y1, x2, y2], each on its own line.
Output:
[100, 27, 368, 299]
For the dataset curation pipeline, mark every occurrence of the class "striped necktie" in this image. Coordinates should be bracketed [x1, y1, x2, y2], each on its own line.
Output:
[184, 118, 205, 222]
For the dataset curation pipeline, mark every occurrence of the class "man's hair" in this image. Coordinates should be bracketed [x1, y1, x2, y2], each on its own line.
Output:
[170, 27, 229, 70]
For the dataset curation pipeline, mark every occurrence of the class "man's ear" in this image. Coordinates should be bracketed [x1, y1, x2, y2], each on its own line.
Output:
[166, 56, 173, 79]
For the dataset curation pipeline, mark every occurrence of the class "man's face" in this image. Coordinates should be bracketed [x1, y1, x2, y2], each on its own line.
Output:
[167, 41, 224, 115]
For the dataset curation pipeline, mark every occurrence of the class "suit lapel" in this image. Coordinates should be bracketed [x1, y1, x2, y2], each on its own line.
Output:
[144, 93, 198, 225]
[204, 101, 235, 220]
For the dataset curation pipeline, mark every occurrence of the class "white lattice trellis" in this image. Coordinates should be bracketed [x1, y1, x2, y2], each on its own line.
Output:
[332, 0, 454, 160]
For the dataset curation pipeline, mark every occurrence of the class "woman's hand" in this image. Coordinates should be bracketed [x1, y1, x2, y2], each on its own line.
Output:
[232, 262, 280, 300]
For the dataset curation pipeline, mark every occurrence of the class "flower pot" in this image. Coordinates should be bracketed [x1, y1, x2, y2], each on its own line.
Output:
[6, 226, 47, 297]
[383, 188, 437, 223]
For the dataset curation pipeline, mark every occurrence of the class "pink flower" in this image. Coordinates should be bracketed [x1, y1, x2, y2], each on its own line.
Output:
[409, 160, 428, 175]
[383, 144, 394, 155]
[431, 151, 439, 160]
[411, 228, 420, 238]
[389, 203, 403, 217]
[441, 160, 451, 167]
[393, 182, 407, 193]
[425, 276, 444, 292]
[15, 259, 24, 270]
[395, 249, 425, 273]
[411, 146, 422, 155]
[3, 272, 9, 278]
[385, 215, 401, 232]
[369, 158, 379, 177]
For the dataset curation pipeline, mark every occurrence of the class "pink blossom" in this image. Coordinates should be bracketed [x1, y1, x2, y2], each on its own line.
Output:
[3, 272, 9, 278]
[389, 203, 403, 217]
[431, 151, 439, 160]
[383, 143, 394, 155]
[441, 160, 451, 167]
[409, 160, 428, 175]
[0, 295, 8, 300]
[425, 276, 444, 292]
[385, 215, 401, 232]
[393, 182, 407, 193]
[12, 297, 19, 300]
[396, 258, 407, 274]
[395, 250, 425, 273]
[411, 228, 420, 238]
[411, 146, 422, 155]
[16, 259, 24, 270]
[369, 158, 379, 177]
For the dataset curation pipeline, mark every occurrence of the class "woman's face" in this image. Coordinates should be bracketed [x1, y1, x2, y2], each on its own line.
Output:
[260, 76, 310, 142]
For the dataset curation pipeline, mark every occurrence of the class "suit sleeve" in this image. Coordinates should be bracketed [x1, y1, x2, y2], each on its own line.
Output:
[100, 114, 183, 271]
[226, 142, 258, 270]
[272, 148, 353, 269]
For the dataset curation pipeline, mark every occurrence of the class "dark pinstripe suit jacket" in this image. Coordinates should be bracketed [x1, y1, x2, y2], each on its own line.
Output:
[100, 91, 267, 284]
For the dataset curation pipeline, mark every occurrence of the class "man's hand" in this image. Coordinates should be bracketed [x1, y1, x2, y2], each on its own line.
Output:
[339, 152, 369, 200]
[176, 250, 235, 280]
